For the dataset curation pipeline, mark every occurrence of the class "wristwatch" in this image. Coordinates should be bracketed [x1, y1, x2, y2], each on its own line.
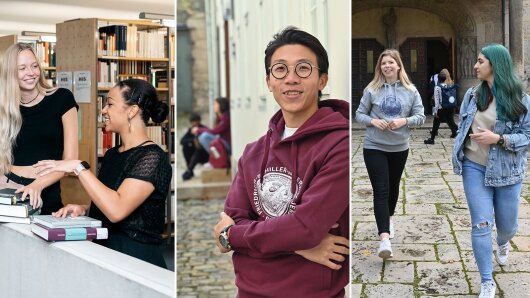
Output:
[497, 134, 505, 146]
[73, 161, 91, 176]
[219, 224, 234, 250]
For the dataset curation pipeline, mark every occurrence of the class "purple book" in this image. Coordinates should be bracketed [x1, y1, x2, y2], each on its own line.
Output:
[31, 223, 108, 242]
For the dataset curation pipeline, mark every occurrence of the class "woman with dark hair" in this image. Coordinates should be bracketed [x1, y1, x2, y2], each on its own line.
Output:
[182, 96, 231, 180]
[452, 43, 530, 298]
[34, 79, 172, 268]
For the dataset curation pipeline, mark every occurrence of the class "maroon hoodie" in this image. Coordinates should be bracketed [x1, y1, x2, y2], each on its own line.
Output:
[225, 99, 349, 297]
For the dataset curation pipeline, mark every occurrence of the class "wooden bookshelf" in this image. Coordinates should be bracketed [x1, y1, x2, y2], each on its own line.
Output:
[57, 18, 174, 240]
[98, 56, 169, 62]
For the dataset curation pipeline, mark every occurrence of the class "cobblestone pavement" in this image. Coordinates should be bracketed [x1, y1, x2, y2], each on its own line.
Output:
[176, 198, 237, 297]
[176, 113, 237, 297]
[351, 129, 530, 297]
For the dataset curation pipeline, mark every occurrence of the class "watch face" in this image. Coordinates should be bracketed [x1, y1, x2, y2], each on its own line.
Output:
[81, 161, 91, 170]
[219, 234, 229, 248]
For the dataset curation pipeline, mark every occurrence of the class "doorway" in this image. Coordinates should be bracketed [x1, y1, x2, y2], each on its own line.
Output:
[351, 38, 384, 112]
[400, 38, 451, 113]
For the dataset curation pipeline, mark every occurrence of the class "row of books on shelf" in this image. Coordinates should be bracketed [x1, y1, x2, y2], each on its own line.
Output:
[97, 126, 167, 156]
[98, 25, 166, 58]
[35, 41, 56, 68]
[97, 61, 168, 88]
[0, 188, 108, 242]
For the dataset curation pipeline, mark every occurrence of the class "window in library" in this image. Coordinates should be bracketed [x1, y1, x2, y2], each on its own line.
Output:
[410, 50, 417, 72]
[367, 50, 374, 73]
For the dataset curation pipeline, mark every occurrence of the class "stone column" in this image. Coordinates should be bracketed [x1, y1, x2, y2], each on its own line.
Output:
[522, 0, 530, 91]
[509, 0, 524, 79]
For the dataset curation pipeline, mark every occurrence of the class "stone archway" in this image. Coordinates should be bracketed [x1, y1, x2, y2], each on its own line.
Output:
[351, 0, 488, 106]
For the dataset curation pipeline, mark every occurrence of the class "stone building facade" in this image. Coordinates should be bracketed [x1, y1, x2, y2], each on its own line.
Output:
[351, 0, 528, 112]
[177, 0, 209, 114]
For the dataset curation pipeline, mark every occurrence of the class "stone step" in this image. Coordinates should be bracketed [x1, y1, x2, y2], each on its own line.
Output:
[201, 168, 232, 183]
[177, 180, 231, 200]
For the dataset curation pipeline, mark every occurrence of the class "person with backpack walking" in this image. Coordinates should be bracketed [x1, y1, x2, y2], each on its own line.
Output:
[424, 68, 458, 144]
[182, 97, 231, 180]
[355, 49, 425, 259]
[452, 43, 530, 298]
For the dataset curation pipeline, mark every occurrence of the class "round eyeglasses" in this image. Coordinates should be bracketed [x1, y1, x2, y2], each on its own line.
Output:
[268, 62, 319, 79]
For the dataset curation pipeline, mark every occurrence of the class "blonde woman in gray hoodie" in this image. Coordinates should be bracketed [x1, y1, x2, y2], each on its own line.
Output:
[355, 49, 425, 259]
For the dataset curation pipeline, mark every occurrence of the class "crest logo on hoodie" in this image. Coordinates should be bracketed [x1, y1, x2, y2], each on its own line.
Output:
[253, 167, 301, 218]
[381, 94, 402, 118]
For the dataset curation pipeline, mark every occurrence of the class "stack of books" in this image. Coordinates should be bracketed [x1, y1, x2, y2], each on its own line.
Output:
[0, 188, 40, 224]
[31, 215, 108, 242]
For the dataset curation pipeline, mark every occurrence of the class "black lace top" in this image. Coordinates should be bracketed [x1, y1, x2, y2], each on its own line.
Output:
[89, 144, 172, 244]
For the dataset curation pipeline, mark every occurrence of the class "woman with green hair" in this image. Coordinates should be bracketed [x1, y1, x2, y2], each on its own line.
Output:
[452, 43, 530, 298]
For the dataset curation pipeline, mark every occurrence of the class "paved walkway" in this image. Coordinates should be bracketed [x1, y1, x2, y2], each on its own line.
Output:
[351, 128, 530, 297]
[176, 198, 236, 297]
[176, 113, 237, 297]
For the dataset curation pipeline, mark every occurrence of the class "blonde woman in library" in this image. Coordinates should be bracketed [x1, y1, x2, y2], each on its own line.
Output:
[0, 42, 78, 214]
[34, 79, 172, 268]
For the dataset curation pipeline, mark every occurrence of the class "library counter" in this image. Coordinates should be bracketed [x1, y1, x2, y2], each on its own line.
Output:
[0, 222, 174, 298]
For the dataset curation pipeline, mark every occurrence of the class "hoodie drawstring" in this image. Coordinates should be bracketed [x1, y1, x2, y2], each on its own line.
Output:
[259, 128, 273, 188]
[290, 142, 298, 199]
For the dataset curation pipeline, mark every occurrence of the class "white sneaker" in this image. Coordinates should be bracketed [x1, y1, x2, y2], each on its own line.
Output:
[495, 242, 510, 266]
[377, 239, 393, 259]
[389, 218, 395, 239]
[479, 280, 496, 298]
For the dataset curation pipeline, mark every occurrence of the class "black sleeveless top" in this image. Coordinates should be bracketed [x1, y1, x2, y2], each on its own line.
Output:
[89, 144, 172, 244]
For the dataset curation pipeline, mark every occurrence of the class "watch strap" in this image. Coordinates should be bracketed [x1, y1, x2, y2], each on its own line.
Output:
[497, 134, 504, 146]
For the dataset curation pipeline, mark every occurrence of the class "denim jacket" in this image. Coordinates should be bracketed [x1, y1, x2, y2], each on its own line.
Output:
[452, 87, 530, 186]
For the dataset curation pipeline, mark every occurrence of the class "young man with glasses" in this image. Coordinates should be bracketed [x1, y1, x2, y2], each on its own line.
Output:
[213, 27, 349, 297]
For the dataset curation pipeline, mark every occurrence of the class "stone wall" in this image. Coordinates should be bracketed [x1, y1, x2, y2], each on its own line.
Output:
[522, 0, 530, 90]
[177, 0, 209, 114]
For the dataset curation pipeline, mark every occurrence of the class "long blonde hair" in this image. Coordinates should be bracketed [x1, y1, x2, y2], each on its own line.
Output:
[0, 43, 56, 174]
[365, 49, 415, 92]
[439, 68, 453, 85]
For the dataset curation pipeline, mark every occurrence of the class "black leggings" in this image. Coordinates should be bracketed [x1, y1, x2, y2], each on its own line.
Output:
[363, 148, 409, 235]
[431, 108, 458, 139]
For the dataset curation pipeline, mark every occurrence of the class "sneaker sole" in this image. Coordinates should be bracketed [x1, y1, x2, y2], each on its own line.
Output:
[495, 253, 508, 266]
[378, 249, 392, 259]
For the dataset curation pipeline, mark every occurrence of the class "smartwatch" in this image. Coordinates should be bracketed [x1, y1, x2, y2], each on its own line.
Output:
[219, 224, 234, 250]
[73, 161, 91, 176]
[497, 134, 505, 146]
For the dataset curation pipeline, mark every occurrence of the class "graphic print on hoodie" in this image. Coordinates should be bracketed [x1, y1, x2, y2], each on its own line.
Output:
[253, 166, 301, 218]
[380, 84, 402, 118]
[224, 99, 350, 298]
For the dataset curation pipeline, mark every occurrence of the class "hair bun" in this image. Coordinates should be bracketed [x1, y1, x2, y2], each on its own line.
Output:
[149, 101, 169, 123]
